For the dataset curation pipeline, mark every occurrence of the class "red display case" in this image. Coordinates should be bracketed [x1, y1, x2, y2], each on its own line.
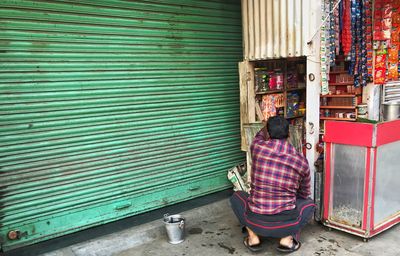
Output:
[322, 120, 400, 239]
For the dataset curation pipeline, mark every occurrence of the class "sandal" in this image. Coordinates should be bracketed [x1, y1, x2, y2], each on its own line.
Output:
[276, 238, 301, 253]
[243, 236, 263, 253]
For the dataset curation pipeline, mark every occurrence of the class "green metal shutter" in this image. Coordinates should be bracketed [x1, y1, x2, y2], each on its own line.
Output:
[0, 0, 244, 251]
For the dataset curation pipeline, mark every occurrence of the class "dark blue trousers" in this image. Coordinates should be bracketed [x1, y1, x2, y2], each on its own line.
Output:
[230, 191, 315, 240]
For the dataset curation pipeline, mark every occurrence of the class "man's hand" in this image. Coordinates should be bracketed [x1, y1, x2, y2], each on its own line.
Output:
[262, 125, 270, 141]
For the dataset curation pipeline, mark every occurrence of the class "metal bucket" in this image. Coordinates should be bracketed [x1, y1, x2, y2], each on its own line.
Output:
[383, 102, 400, 121]
[163, 214, 185, 244]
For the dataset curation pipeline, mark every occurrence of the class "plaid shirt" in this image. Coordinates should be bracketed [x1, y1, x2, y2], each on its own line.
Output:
[248, 130, 311, 215]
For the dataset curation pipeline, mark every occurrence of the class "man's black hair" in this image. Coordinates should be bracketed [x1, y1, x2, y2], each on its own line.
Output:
[267, 116, 289, 139]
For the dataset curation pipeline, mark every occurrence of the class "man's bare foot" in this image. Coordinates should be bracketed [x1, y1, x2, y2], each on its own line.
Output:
[279, 235, 293, 247]
[245, 227, 260, 245]
[243, 227, 263, 253]
[277, 236, 301, 253]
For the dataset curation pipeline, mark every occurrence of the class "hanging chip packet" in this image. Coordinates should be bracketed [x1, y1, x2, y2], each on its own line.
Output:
[388, 63, 399, 80]
[388, 44, 399, 80]
[374, 51, 387, 84]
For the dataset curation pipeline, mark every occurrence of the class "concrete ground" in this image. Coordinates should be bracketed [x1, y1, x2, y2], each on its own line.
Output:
[8, 192, 400, 256]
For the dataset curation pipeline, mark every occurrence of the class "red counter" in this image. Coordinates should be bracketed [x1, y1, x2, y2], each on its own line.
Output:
[322, 120, 400, 239]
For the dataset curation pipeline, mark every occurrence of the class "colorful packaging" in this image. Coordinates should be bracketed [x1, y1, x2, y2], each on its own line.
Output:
[374, 68, 386, 84]
[393, 13, 400, 26]
[382, 3, 393, 40]
[275, 70, 284, 90]
[375, 54, 387, 68]
[255, 68, 272, 92]
[342, 0, 352, 55]
[269, 72, 277, 90]
[388, 63, 399, 80]
[388, 45, 399, 62]
[261, 94, 284, 120]
[373, 0, 384, 41]
[391, 28, 399, 44]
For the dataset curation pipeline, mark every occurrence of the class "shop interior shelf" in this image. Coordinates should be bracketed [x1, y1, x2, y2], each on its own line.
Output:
[255, 90, 284, 95]
[320, 117, 356, 121]
[335, 56, 347, 61]
[320, 106, 356, 109]
[329, 82, 354, 86]
[320, 94, 356, 98]
[286, 87, 306, 92]
[286, 115, 305, 119]
[329, 70, 349, 74]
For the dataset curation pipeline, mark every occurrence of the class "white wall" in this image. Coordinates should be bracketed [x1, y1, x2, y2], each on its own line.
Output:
[304, 0, 322, 198]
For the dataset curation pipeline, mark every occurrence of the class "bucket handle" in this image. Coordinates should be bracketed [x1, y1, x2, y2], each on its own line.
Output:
[179, 220, 184, 229]
[163, 213, 170, 222]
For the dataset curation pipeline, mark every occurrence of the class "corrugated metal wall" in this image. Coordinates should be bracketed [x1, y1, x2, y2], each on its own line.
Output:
[0, 0, 244, 251]
[242, 0, 311, 60]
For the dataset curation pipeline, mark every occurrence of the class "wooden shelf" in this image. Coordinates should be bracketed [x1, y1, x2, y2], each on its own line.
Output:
[329, 82, 354, 86]
[256, 89, 284, 95]
[256, 88, 306, 95]
[286, 87, 306, 92]
[335, 56, 349, 62]
[320, 106, 356, 109]
[286, 115, 305, 119]
[330, 70, 349, 74]
[320, 117, 356, 121]
[321, 94, 356, 98]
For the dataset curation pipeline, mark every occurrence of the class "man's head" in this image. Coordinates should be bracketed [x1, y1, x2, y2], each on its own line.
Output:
[267, 116, 289, 139]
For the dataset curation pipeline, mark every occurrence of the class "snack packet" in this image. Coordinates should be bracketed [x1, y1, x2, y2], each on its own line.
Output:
[374, 68, 386, 84]
[375, 54, 387, 68]
[388, 63, 399, 80]
[388, 45, 399, 62]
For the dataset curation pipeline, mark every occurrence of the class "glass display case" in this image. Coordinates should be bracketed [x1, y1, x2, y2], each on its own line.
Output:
[322, 120, 400, 239]
[329, 144, 366, 228]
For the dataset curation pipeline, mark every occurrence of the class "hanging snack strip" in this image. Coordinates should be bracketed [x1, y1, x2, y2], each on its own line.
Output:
[373, 0, 387, 41]
[394, 2, 400, 77]
[335, 1, 341, 56]
[350, 0, 360, 86]
[360, 0, 368, 87]
[373, 0, 386, 84]
[329, 0, 337, 66]
[389, 2, 400, 81]
[347, 0, 370, 87]
[342, 0, 352, 57]
[321, 0, 330, 95]
[365, 0, 374, 79]
[349, 0, 357, 76]
[356, 0, 362, 87]
[375, 53, 387, 84]
[321, 0, 372, 94]
[388, 45, 399, 80]
[373, 0, 396, 84]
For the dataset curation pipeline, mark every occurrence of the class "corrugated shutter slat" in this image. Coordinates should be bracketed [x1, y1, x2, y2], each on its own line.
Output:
[0, 0, 244, 251]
